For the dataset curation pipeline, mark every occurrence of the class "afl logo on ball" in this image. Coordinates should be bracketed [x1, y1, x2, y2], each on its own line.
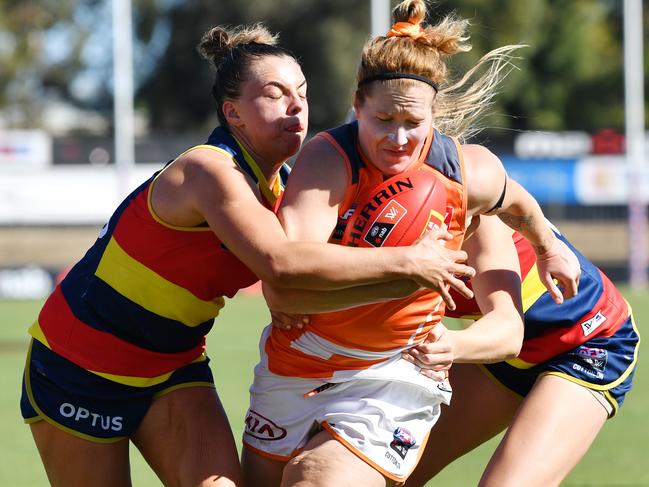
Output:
[363, 200, 407, 247]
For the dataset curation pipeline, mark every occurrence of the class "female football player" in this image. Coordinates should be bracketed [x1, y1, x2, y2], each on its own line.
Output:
[242, 1, 581, 485]
[20, 23, 475, 487]
[404, 215, 639, 487]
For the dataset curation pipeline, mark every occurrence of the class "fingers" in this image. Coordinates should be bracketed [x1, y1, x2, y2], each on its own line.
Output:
[417, 227, 451, 245]
[536, 237, 581, 304]
[402, 347, 452, 370]
[418, 368, 447, 381]
[449, 262, 474, 279]
[426, 323, 447, 343]
[436, 284, 455, 311]
[437, 229, 454, 242]
[270, 311, 309, 330]
[561, 274, 579, 300]
[447, 275, 473, 300]
[540, 274, 563, 305]
[444, 248, 469, 264]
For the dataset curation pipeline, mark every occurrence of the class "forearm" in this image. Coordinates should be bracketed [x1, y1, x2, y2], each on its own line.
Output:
[495, 178, 555, 255]
[447, 312, 523, 363]
[263, 279, 421, 314]
[266, 242, 419, 290]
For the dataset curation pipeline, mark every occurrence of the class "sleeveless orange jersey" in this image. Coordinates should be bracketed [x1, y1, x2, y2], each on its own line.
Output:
[265, 121, 467, 379]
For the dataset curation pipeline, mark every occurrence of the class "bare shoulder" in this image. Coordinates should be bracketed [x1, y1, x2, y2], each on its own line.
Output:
[178, 147, 240, 182]
[152, 146, 253, 225]
[461, 143, 507, 216]
[460, 144, 502, 171]
[291, 134, 348, 182]
[283, 134, 349, 204]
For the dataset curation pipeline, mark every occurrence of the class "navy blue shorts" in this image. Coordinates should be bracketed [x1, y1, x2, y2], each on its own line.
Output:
[21, 339, 215, 442]
[483, 314, 640, 417]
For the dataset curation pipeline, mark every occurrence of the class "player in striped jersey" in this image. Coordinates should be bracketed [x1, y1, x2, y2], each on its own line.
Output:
[242, 1, 581, 485]
[404, 215, 639, 487]
[20, 24, 475, 487]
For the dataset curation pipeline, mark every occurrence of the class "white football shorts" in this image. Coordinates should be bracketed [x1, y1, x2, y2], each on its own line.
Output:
[243, 326, 452, 482]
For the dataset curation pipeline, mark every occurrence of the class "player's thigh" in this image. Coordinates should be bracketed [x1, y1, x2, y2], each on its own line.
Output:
[406, 363, 520, 487]
[30, 420, 131, 487]
[480, 374, 608, 487]
[241, 447, 286, 487]
[282, 430, 391, 487]
[133, 386, 241, 487]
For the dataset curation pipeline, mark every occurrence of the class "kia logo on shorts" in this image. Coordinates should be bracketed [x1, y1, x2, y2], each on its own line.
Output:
[244, 410, 287, 440]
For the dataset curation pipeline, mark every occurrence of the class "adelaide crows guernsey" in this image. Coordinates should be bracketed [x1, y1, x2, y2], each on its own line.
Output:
[29, 127, 289, 387]
[446, 228, 631, 368]
[265, 121, 468, 379]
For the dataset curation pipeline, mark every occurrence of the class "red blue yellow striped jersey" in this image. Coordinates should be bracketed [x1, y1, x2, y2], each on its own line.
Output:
[446, 229, 630, 368]
[29, 127, 289, 387]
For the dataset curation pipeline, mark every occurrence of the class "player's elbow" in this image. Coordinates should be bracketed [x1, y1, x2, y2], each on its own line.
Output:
[501, 342, 522, 361]
[500, 312, 524, 359]
[257, 251, 299, 288]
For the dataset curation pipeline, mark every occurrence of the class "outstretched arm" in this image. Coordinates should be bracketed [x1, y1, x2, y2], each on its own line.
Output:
[463, 144, 580, 303]
[152, 142, 473, 294]
[403, 215, 524, 371]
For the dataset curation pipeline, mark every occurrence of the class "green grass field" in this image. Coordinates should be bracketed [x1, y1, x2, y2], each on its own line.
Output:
[1, 289, 646, 486]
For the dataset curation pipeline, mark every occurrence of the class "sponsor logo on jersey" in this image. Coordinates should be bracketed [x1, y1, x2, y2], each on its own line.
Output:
[575, 346, 608, 371]
[580, 310, 607, 337]
[244, 409, 287, 441]
[58, 402, 123, 432]
[385, 450, 402, 469]
[444, 206, 454, 229]
[436, 380, 453, 394]
[341, 205, 357, 221]
[390, 426, 416, 460]
[424, 208, 444, 233]
[332, 204, 358, 241]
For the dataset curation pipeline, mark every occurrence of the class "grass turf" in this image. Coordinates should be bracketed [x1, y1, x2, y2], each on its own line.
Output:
[1, 289, 646, 486]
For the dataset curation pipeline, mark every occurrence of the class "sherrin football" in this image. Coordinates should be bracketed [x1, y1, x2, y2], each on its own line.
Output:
[340, 169, 447, 248]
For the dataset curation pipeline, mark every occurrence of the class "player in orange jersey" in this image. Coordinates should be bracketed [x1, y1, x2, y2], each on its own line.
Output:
[242, 1, 581, 485]
[404, 215, 639, 487]
[20, 24, 476, 487]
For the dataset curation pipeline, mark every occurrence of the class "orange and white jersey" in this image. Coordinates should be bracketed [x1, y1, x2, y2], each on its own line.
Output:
[265, 121, 468, 379]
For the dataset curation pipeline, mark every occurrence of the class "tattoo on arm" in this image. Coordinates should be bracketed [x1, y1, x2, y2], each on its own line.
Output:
[498, 212, 533, 233]
[498, 212, 553, 254]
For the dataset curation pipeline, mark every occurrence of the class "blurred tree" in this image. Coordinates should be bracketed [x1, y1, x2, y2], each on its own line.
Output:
[138, 0, 369, 134]
[0, 0, 642, 135]
[0, 0, 172, 130]
[0, 0, 76, 126]
[425, 0, 625, 132]
[135, 0, 633, 134]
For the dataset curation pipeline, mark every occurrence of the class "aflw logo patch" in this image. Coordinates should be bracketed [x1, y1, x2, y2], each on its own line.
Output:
[580, 310, 607, 337]
[364, 200, 407, 247]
